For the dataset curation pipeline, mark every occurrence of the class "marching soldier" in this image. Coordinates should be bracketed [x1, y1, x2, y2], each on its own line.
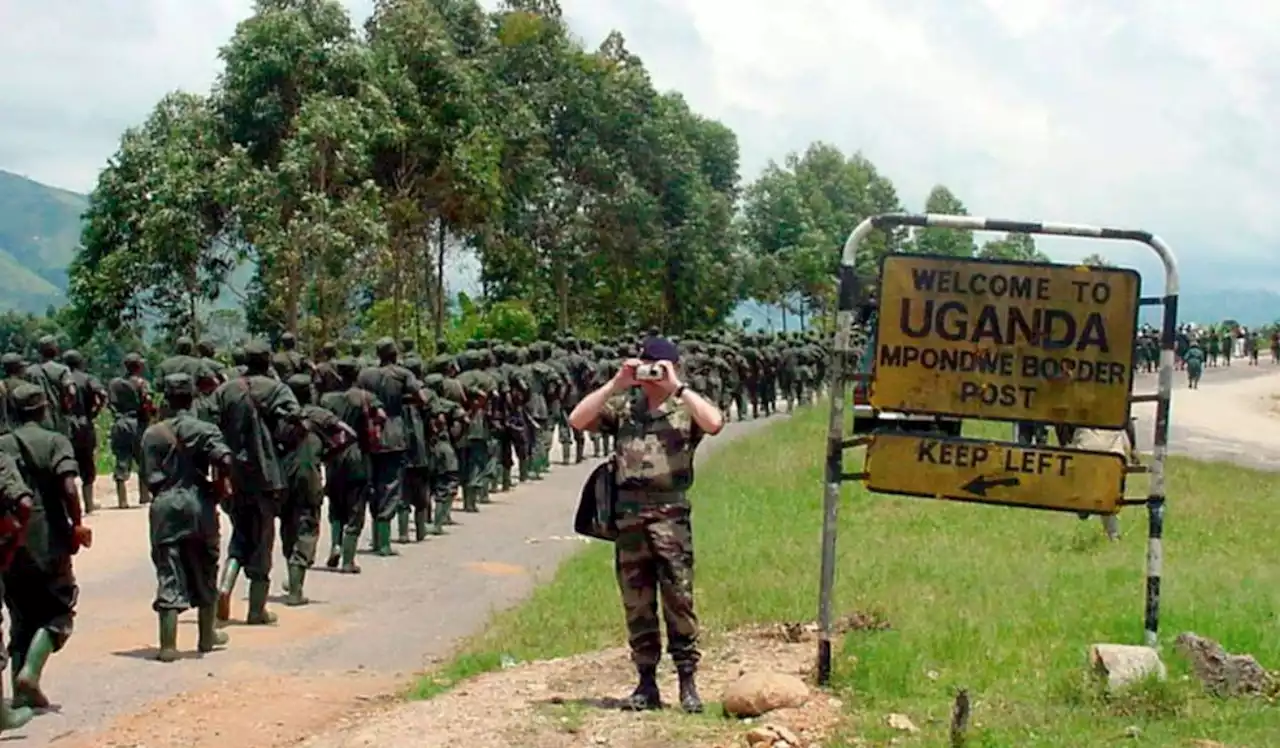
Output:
[107, 353, 155, 508]
[142, 374, 233, 661]
[25, 336, 76, 438]
[62, 350, 106, 514]
[319, 360, 384, 573]
[0, 450, 37, 732]
[0, 384, 92, 710]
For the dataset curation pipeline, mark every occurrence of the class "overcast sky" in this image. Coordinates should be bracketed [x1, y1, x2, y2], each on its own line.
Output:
[2, 0, 1278, 295]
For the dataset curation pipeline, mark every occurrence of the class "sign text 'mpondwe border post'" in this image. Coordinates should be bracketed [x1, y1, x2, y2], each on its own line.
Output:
[872, 254, 1141, 429]
[814, 214, 1180, 687]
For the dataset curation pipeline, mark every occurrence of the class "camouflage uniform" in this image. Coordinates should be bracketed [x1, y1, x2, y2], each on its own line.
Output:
[62, 350, 106, 514]
[142, 374, 232, 660]
[594, 370, 705, 713]
[0, 450, 37, 730]
[318, 360, 382, 573]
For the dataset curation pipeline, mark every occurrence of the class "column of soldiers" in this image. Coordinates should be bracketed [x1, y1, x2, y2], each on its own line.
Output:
[0, 327, 823, 720]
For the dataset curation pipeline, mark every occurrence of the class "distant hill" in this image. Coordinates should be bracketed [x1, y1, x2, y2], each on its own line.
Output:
[0, 169, 86, 312]
[3, 168, 1278, 327]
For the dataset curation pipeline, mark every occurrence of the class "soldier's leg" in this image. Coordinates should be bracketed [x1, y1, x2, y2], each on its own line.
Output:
[573, 427, 586, 463]
[518, 426, 536, 481]
[279, 489, 300, 569]
[651, 513, 701, 712]
[7, 552, 77, 709]
[734, 388, 747, 421]
[431, 469, 459, 534]
[74, 431, 96, 514]
[369, 452, 405, 556]
[135, 442, 152, 505]
[242, 493, 279, 625]
[0, 600, 32, 730]
[339, 482, 368, 573]
[497, 436, 514, 491]
[111, 432, 133, 509]
[395, 469, 416, 543]
[285, 487, 320, 606]
[480, 437, 498, 503]
[150, 541, 187, 662]
[557, 414, 572, 464]
[193, 514, 228, 652]
[324, 482, 344, 568]
[404, 467, 430, 541]
[540, 424, 555, 472]
[614, 519, 663, 710]
[461, 442, 483, 512]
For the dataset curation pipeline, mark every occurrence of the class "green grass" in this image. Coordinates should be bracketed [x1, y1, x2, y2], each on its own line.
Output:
[421, 405, 1280, 746]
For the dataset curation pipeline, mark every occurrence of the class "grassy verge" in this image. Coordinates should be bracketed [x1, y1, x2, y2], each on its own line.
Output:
[418, 405, 1280, 745]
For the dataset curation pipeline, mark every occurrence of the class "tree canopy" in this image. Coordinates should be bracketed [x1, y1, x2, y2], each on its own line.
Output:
[67, 0, 1053, 347]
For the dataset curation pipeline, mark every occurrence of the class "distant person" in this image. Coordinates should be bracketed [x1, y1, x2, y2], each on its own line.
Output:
[569, 335, 724, 713]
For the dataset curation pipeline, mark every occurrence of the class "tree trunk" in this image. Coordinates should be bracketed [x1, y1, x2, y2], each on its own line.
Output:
[434, 218, 446, 340]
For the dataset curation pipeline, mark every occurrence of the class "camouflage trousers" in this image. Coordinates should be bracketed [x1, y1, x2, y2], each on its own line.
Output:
[613, 502, 700, 668]
[4, 551, 78, 661]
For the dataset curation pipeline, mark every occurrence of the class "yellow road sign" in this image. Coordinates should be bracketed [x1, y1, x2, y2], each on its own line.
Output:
[864, 432, 1126, 514]
[871, 254, 1140, 428]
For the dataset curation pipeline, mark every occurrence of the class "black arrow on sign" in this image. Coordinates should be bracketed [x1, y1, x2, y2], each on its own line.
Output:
[961, 475, 1020, 497]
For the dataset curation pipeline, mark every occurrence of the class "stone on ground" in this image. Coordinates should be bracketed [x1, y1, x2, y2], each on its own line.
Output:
[1089, 643, 1166, 691]
[723, 671, 810, 718]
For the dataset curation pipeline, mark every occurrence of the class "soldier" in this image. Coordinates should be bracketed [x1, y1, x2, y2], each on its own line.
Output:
[25, 336, 76, 438]
[356, 338, 427, 555]
[209, 340, 301, 625]
[455, 351, 491, 512]
[318, 360, 383, 573]
[156, 337, 203, 381]
[197, 341, 228, 384]
[142, 374, 233, 661]
[1185, 341, 1205, 389]
[107, 353, 156, 508]
[0, 384, 92, 709]
[0, 450, 37, 732]
[312, 342, 341, 394]
[273, 332, 309, 379]
[62, 350, 106, 514]
[399, 353, 432, 542]
[0, 354, 27, 435]
[280, 374, 353, 605]
[568, 336, 724, 713]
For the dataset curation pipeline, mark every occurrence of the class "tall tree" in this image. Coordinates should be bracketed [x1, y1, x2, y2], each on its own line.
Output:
[977, 232, 1048, 262]
[909, 185, 975, 257]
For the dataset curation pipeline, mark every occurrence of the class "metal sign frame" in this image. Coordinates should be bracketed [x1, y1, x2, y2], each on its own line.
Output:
[815, 213, 1179, 685]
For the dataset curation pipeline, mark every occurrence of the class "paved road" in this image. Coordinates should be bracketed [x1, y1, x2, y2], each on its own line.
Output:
[1129, 362, 1280, 470]
[28, 407, 792, 745]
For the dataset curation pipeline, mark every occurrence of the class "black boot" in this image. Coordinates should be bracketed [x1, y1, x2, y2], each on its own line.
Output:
[622, 664, 661, 711]
[677, 666, 703, 713]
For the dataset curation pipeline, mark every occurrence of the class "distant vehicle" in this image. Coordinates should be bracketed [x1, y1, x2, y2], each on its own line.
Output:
[851, 309, 963, 437]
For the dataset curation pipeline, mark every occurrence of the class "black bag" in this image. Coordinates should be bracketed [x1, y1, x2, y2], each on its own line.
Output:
[574, 460, 618, 542]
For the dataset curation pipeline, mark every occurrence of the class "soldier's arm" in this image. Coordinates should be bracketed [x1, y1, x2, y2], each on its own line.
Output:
[50, 434, 91, 549]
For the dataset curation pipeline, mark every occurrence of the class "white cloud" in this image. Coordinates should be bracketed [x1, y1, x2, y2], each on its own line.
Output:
[1, 0, 1278, 292]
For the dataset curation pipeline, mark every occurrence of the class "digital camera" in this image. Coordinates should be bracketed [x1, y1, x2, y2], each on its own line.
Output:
[635, 363, 665, 381]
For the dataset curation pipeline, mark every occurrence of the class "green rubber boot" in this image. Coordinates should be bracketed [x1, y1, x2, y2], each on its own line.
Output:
[325, 520, 342, 568]
[115, 480, 129, 509]
[82, 482, 96, 515]
[198, 605, 228, 652]
[478, 483, 492, 504]
[462, 487, 478, 513]
[431, 499, 448, 535]
[216, 559, 241, 622]
[137, 477, 152, 505]
[13, 629, 54, 709]
[413, 507, 430, 542]
[560, 443, 571, 465]
[395, 508, 411, 543]
[374, 520, 398, 556]
[501, 465, 513, 492]
[0, 679, 33, 733]
[156, 611, 180, 662]
[518, 461, 530, 482]
[339, 531, 361, 573]
[246, 580, 278, 625]
[284, 564, 309, 606]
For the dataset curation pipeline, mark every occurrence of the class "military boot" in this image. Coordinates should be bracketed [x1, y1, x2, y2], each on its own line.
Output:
[560, 444, 571, 465]
[284, 564, 309, 606]
[0, 679, 33, 733]
[246, 580, 278, 625]
[13, 629, 54, 709]
[622, 664, 661, 711]
[395, 508, 412, 543]
[81, 483, 95, 515]
[461, 488, 478, 512]
[137, 477, 152, 505]
[677, 665, 703, 713]
[115, 480, 129, 509]
[216, 559, 242, 622]
[413, 506, 430, 541]
[518, 461, 531, 483]
[156, 610, 180, 662]
[198, 605, 228, 652]
[478, 484, 492, 504]
[325, 520, 343, 568]
[375, 520, 398, 556]
[575, 442, 584, 464]
[431, 499, 449, 535]
[501, 465, 513, 492]
[339, 531, 362, 573]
